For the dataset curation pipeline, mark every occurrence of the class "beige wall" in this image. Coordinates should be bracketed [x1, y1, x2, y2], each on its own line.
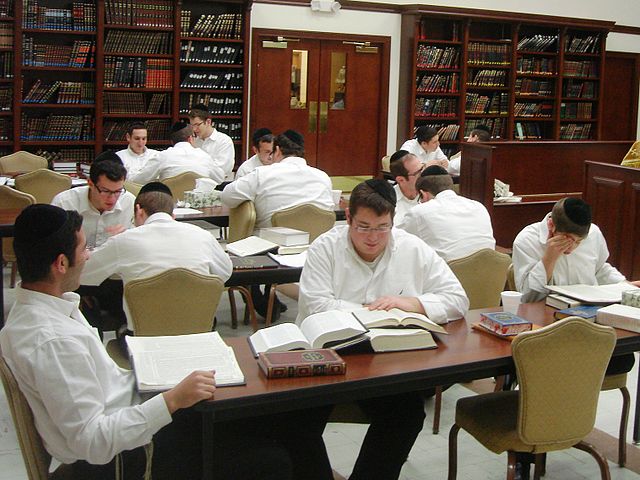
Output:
[250, 1, 640, 152]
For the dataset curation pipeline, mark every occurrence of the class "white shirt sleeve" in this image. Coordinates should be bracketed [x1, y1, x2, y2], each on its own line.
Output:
[32, 337, 171, 464]
[79, 240, 120, 286]
[395, 208, 419, 235]
[220, 172, 258, 208]
[130, 156, 162, 184]
[512, 233, 551, 303]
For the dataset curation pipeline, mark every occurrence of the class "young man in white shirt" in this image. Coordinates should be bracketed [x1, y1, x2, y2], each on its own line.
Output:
[116, 121, 158, 180]
[130, 121, 225, 185]
[298, 180, 468, 480]
[400, 125, 449, 169]
[447, 125, 490, 175]
[388, 150, 422, 224]
[0, 204, 335, 480]
[79, 182, 233, 334]
[397, 165, 495, 261]
[235, 127, 274, 179]
[189, 103, 235, 181]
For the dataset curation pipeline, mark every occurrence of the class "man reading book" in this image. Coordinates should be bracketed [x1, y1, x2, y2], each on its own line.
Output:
[298, 179, 468, 480]
[0, 204, 333, 480]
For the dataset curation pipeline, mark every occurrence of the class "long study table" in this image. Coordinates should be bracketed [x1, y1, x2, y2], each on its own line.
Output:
[196, 302, 640, 479]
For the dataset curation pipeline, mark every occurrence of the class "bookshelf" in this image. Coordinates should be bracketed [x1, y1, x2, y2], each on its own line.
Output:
[401, 10, 612, 154]
[3, 0, 250, 170]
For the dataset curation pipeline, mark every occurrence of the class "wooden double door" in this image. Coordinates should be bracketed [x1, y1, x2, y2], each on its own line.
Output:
[250, 29, 389, 176]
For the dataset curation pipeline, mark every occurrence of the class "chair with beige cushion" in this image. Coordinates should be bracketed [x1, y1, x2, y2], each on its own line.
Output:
[14, 169, 72, 204]
[161, 171, 203, 202]
[449, 317, 616, 480]
[431, 248, 511, 434]
[0, 151, 48, 175]
[0, 346, 73, 479]
[1, 186, 36, 287]
[123, 180, 143, 197]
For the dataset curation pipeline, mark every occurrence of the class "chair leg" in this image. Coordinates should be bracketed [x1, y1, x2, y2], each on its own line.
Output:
[574, 441, 611, 480]
[494, 375, 506, 392]
[10, 262, 17, 288]
[433, 385, 443, 434]
[619, 386, 630, 467]
[507, 451, 518, 480]
[447, 424, 460, 480]
[235, 286, 258, 332]
[533, 453, 546, 479]
[227, 290, 238, 329]
[265, 284, 277, 327]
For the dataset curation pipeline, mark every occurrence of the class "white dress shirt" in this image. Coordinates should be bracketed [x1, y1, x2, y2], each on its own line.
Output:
[297, 225, 469, 325]
[235, 154, 264, 179]
[195, 129, 235, 182]
[221, 156, 334, 229]
[400, 138, 448, 165]
[80, 212, 233, 330]
[0, 287, 171, 465]
[130, 142, 225, 185]
[396, 189, 495, 262]
[51, 186, 135, 248]
[393, 183, 419, 225]
[448, 151, 462, 175]
[512, 212, 626, 303]
[116, 146, 159, 180]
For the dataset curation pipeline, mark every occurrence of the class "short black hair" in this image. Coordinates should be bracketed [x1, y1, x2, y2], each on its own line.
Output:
[127, 122, 147, 136]
[252, 128, 273, 148]
[188, 103, 210, 121]
[169, 121, 193, 144]
[470, 126, 491, 141]
[274, 132, 304, 158]
[89, 158, 127, 184]
[14, 205, 83, 283]
[415, 126, 439, 144]
[389, 150, 413, 178]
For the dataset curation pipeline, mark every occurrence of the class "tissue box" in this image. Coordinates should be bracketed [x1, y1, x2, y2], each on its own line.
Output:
[183, 190, 221, 208]
[622, 289, 640, 308]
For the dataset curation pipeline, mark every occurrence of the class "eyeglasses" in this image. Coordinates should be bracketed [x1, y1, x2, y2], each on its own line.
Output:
[407, 165, 425, 178]
[352, 225, 392, 234]
[190, 120, 205, 129]
[95, 185, 126, 197]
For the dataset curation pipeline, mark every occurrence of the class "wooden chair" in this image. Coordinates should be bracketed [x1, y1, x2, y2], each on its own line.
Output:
[226, 201, 259, 331]
[123, 180, 143, 197]
[449, 317, 616, 480]
[0, 346, 73, 479]
[0, 186, 36, 287]
[14, 169, 72, 203]
[431, 248, 512, 434]
[161, 171, 203, 202]
[0, 151, 47, 175]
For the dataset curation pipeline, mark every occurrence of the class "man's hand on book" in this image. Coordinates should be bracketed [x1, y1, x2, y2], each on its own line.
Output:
[366, 296, 425, 315]
[162, 370, 216, 414]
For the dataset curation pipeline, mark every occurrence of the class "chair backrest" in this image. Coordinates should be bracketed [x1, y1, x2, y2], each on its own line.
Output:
[447, 248, 511, 309]
[125, 268, 225, 336]
[123, 180, 143, 197]
[0, 347, 52, 480]
[1, 186, 36, 262]
[271, 203, 336, 243]
[505, 263, 516, 291]
[14, 169, 72, 204]
[228, 200, 256, 242]
[381, 155, 391, 172]
[513, 317, 616, 446]
[161, 171, 203, 202]
[0, 151, 48, 175]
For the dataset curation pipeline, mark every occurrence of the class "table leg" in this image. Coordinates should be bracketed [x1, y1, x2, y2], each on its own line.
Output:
[202, 411, 215, 480]
[634, 365, 640, 443]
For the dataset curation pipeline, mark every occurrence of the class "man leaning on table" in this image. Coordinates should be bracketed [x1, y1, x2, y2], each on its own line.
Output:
[512, 197, 640, 374]
[297, 179, 468, 480]
[0, 204, 332, 480]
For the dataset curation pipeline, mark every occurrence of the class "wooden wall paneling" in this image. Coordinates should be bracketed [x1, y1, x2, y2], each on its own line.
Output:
[588, 175, 625, 268]
[601, 52, 640, 141]
[459, 142, 493, 212]
[628, 182, 640, 279]
[492, 201, 555, 248]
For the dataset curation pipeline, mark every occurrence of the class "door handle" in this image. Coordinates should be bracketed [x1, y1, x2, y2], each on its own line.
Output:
[319, 101, 328, 133]
[309, 101, 318, 133]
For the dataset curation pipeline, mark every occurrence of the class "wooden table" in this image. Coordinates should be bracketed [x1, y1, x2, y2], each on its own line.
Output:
[175, 206, 346, 227]
[196, 302, 640, 479]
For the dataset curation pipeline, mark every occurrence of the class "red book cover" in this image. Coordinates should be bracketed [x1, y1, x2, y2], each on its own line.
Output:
[257, 349, 346, 378]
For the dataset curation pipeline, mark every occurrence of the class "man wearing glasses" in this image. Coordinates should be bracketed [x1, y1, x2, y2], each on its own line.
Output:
[388, 149, 423, 224]
[297, 180, 468, 480]
[188, 103, 235, 181]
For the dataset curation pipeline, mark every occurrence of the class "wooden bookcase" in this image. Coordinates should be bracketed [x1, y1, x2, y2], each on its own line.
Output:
[1, 0, 250, 170]
[399, 9, 614, 156]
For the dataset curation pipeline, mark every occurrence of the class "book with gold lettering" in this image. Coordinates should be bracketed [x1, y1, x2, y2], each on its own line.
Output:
[257, 349, 346, 378]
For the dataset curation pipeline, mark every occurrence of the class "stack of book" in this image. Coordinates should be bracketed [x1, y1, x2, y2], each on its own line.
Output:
[514, 122, 545, 140]
[36, 148, 92, 168]
[0, 1, 12, 18]
[22, 38, 95, 68]
[477, 311, 532, 337]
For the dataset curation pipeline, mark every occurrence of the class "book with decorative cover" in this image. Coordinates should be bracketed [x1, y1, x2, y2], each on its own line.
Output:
[479, 311, 532, 336]
[257, 349, 346, 378]
[553, 305, 600, 321]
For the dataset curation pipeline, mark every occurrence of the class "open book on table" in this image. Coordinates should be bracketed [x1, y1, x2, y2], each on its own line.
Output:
[546, 282, 640, 304]
[351, 307, 448, 334]
[126, 332, 245, 392]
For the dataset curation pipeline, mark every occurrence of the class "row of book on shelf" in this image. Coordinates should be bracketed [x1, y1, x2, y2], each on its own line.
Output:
[0, 52, 11, 78]
[565, 34, 600, 54]
[104, 57, 172, 89]
[412, 122, 460, 142]
[180, 71, 243, 90]
[415, 97, 457, 117]
[467, 69, 507, 87]
[180, 42, 243, 65]
[104, 0, 173, 28]
[0, 86, 10, 110]
[0, 0, 11, 18]
[467, 42, 510, 65]
[181, 11, 242, 40]
[517, 34, 557, 52]
[515, 78, 553, 96]
[560, 102, 593, 120]
[20, 114, 93, 141]
[465, 93, 508, 115]
[179, 94, 242, 116]
[104, 30, 172, 55]
[517, 56, 555, 75]
[514, 102, 553, 118]
[103, 119, 168, 142]
[416, 45, 459, 69]
[22, 38, 94, 68]
[22, 1, 96, 31]
[23, 80, 94, 104]
[416, 73, 459, 93]
[0, 22, 11, 48]
[103, 92, 169, 115]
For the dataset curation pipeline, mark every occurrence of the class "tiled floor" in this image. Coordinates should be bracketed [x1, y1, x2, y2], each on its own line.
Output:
[1, 270, 640, 479]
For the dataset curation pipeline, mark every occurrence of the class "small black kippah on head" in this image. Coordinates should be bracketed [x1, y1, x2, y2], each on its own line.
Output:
[139, 181, 173, 197]
[14, 204, 69, 246]
[365, 179, 397, 205]
[421, 165, 448, 177]
[282, 129, 304, 148]
[563, 197, 591, 226]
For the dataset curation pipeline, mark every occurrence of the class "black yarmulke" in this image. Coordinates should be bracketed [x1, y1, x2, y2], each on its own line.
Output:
[171, 121, 189, 133]
[421, 165, 448, 177]
[94, 150, 122, 165]
[365, 179, 397, 205]
[564, 197, 591, 226]
[282, 129, 304, 148]
[191, 103, 209, 114]
[252, 127, 272, 144]
[139, 182, 173, 197]
[389, 150, 410, 164]
[14, 204, 68, 245]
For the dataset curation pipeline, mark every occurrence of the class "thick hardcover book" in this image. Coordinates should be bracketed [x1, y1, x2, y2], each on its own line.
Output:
[257, 349, 346, 378]
[553, 305, 600, 321]
[231, 255, 279, 270]
[479, 311, 532, 336]
[596, 304, 640, 333]
[546, 293, 582, 310]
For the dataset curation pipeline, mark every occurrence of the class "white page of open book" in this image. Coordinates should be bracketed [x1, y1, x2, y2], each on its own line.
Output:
[300, 310, 366, 348]
[547, 282, 639, 304]
[268, 252, 307, 267]
[249, 323, 311, 353]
